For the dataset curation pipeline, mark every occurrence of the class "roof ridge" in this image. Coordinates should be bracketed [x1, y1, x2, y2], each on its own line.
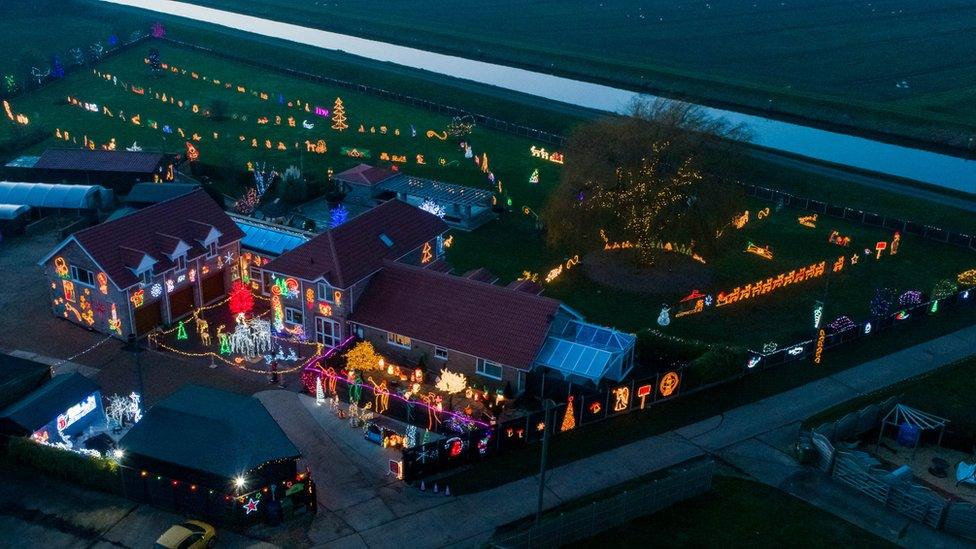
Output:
[384, 260, 558, 305]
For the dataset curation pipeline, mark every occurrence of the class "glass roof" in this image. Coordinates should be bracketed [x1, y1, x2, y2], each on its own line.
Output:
[535, 319, 636, 382]
[236, 219, 309, 257]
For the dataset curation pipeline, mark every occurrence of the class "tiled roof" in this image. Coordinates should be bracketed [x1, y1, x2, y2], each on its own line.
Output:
[66, 190, 243, 288]
[262, 199, 447, 287]
[351, 262, 562, 370]
[333, 163, 398, 187]
[34, 148, 167, 173]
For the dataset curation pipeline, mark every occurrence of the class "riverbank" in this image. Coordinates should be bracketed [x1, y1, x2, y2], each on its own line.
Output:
[98, 0, 976, 193]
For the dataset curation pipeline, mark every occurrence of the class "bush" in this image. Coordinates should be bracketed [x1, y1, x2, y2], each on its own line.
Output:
[685, 347, 747, 388]
[3, 437, 120, 495]
[277, 165, 307, 203]
[636, 330, 707, 366]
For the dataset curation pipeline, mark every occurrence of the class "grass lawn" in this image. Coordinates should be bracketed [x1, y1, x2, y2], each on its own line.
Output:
[180, 0, 976, 149]
[804, 355, 976, 449]
[441, 304, 976, 494]
[567, 476, 894, 548]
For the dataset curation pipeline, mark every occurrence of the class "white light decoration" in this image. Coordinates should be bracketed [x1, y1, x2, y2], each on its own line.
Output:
[657, 306, 671, 327]
[813, 301, 824, 329]
[229, 313, 272, 358]
[864, 322, 873, 335]
[419, 198, 446, 218]
[787, 345, 804, 356]
[150, 283, 162, 298]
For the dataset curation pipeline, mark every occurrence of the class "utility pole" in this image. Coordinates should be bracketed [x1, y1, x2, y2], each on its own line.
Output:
[535, 398, 555, 528]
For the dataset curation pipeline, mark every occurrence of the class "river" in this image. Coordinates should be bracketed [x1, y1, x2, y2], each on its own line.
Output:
[104, 0, 974, 193]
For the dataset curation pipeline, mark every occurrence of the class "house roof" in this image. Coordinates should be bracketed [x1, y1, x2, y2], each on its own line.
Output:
[33, 148, 167, 174]
[378, 175, 493, 207]
[124, 182, 200, 205]
[0, 373, 99, 436]
[119, 385, 300, 480]
[262, 199, 447, 287]
[351, 262, 562, 370]
[0, 353, 52, 411]
[42, 190, 243, 288]
[0, 182, 105, 209]
[333, 164, 398, 187]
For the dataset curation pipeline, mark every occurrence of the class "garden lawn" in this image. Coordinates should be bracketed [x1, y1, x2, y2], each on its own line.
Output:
[0, 43, 564, 200]
[181, 0, 976, 149]
[567, 476, 893, 548]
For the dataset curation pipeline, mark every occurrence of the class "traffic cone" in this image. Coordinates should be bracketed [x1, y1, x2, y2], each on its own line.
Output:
[419, 480, 426, 491]
[433, 483, 439, 493]
[445, 486, 451, 497]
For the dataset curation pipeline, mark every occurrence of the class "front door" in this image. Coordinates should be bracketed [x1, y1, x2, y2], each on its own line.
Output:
[314, 316, 339, 347]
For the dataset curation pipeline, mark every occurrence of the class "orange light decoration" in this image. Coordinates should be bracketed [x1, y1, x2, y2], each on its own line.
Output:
[442, 235, 454, 248]
[588, 401, 601, 414]
[54, 257, 69, 278]
[744, 242, 774, 260]
[333, 290, 342, 306]
[305, 288, 315, 307]
[62, 280, 76, 302]
[130, 289, 145, 308]
[318, 303, 332, 316]
[716, 261, 826, 307]
[732, 210, 750, 229]
[96, 272, 109, 294]
[814, 329, 826, 364]
[798, 214, 817, 228]
[544, 255, 581, 283]
[832, 255, 846, 273]
[612, 386, 630, 411]
[756, 207, 770, 219]
[890, 232, 901, 255]
[185, 141, 199, 162]
[828, 230, 852, 247]
[659, 371, 680, 397]
[529, 145, 565, 164]
[959, 269, 976, 286]
[421, 241, 433, 264]
[874, 241, 887, 260]
[636, 384, 653, 409]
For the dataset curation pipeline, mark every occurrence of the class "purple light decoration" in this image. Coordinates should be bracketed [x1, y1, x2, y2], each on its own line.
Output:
[314, 106, 329, 117]
[899, 290, 923, 307]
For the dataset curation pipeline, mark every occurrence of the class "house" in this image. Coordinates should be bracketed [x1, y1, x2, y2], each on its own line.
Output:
[38, 190, 245, 337]
[118, 385, 312, 523]
[232, 214, 312, 289]
[259, 199, 449, 348]
[333, 164, 496, 230]
[6, 148, 180, 193]
[350, 261, 580, 392]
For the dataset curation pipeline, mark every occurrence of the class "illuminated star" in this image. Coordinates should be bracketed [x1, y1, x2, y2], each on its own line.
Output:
[242, 498, 259, 514]
[224, 251, 235, 264]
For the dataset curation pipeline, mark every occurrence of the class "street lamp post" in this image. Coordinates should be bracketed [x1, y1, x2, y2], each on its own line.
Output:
[535, 398, 555, 528]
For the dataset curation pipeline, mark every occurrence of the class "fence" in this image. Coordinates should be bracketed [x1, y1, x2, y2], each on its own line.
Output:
[744, 184, 976, 251]
[489, 459, 715, 548]
[158, 37, 566, 146]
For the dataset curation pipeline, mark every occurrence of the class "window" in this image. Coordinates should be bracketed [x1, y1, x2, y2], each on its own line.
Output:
[285, 307, 303, 326]
[434, 347, 448, 360]
[315, 316, 340, 347]
[387, 332, 411, 349]
[140, 269, 153, 285]
[262, 271, 273, 295]
[317, 281, 333, 302]
[207, 242, 218, 258]
[378, 232, 394, 248]
[70, 265, 95, 286]
[177, 534, 203, 549]
[476, 359, 503, 380]
[176, 255, 187, 271]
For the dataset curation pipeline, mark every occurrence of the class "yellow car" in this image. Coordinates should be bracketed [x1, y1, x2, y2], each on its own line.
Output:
[154, 520, 217, 549]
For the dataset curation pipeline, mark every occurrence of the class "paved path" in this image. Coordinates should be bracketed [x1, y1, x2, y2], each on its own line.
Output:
[269, 323, 976, 548]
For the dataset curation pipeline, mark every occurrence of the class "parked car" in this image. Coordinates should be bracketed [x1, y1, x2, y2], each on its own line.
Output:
[154, 520, 217, 549]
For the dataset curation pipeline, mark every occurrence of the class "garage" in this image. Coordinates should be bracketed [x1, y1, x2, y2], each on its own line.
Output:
[168, 286, 195, 321]
[134, 301, 162, 335]
[200, 272, 225, 304]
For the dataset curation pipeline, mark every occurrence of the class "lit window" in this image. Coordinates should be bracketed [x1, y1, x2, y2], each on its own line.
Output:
[434, 347, 448, 360]
[285, 307, 303, 326]
[70, 266, 95, 286]
[387, 332, 411, 348]
[379, 233, 394, 248]
[476, 359, 502, 380]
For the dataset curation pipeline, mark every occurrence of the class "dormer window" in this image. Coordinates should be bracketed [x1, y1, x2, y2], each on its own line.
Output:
[141, 269, 153, 285]
[207, 242, 218, 258]
[176, 254, 187, 271]
[317, 281, 333, 302]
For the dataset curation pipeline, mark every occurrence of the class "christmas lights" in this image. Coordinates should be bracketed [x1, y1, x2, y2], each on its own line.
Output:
[716, 261, 826, 307]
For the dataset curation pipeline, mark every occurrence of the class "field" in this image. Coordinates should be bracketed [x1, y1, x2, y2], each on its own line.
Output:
[569, 476, 892, 548]
[3, 37, 974, 352]
[182, 0, 976, 150]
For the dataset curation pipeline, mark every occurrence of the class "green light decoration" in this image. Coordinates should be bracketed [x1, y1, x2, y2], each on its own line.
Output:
[529, 169, 539, 184]
[349, 372, 363, 404]
[931, 300, 939, 313]
[219, 333, 231, 354]
[176, 321, 188, 340]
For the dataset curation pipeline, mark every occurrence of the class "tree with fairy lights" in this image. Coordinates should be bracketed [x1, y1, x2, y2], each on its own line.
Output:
[561, 396, 576, 431]
[869, 287, 897, 317]
[543, 98, 749, 265]
[435, 369, 467, 410]
[148, 48, 162, 75]
[345, 341, 382, 372]
[228, 281, 254, 316]
[51, 56, 65, 79]
[330, 204, 349, 228]
[331, 97, 348, 131]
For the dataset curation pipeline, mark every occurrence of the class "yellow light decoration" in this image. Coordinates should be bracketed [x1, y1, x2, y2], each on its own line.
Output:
[958, 269, 976, 286]
[529, 145, 564, 164]
[54, 257, 69, 278]
[659, 371, 680, 397]
[744, 242, 774, 260]
[798, 214, 818, 228]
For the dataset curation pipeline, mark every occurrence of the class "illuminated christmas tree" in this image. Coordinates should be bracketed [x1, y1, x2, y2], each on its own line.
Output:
[315, 376, 325, 406]
[228, 281, 254, 316]
[176, 321, 187, 340]
[529, 169, 539, 184]
[331, 97, 348, 131]
[561, 396, 576, 432]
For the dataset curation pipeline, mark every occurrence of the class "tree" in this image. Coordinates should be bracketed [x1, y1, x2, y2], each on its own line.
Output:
[436, 369, 468, 410]
[345, 341, 382, 371]
[561, 396, 576, 431]
[50, 56, 65, 79]
[148, 48, 162, 75]
[228, 281, 254, 316]
[277, 165, 307, 203]
[331, 97, 348, 131]
[542, 98, 750, 265]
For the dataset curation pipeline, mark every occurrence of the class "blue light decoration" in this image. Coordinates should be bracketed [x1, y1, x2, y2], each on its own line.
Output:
[746, 355, 761, 369]
[50, 56, 65, 79]
[330, 204, 349, 228]
[107, 34, 118, 47]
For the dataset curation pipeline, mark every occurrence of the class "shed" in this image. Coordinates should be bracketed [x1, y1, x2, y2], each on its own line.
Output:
[124, 182, 200, 206]
[0, 373, 103, 441]
[377, 174, 495, 230]
[119, 385, 301, 489]
[0, 182, 108, 210]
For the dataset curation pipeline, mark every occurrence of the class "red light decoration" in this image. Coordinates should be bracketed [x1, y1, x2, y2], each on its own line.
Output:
[636, 384, 653, 409]
[228, 281, 254, 316]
